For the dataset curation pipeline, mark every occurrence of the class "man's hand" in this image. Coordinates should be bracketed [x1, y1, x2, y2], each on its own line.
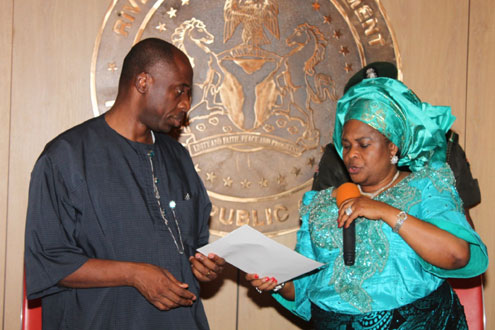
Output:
[59, 259, 197, 311]
[132, 263, 197, 310]
[189, 253, 225, 282]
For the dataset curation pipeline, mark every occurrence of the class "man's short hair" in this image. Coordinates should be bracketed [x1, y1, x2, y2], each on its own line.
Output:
[119, 38, 178, 87]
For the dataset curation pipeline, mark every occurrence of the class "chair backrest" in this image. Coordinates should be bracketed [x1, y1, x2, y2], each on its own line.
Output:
[449, 275, 485, 330]
[22, 272, 42, 330]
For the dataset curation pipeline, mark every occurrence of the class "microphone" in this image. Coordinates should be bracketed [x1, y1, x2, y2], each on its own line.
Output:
[336, 183, 361, 266]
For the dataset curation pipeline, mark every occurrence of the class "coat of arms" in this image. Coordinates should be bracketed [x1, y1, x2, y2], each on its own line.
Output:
[91, 0, 400, 235]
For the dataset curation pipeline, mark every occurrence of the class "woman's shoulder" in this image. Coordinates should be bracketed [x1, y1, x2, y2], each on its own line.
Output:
[302, 187, 336, 205]
[411, 161, 455, 186]
[408, 161, 463, 209]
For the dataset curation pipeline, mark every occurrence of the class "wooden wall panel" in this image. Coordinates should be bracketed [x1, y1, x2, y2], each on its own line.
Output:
[466, 0, 495, 327]
[4, 1, 109, 328]
[0, 0, 13, 328]
[381, 0, 469, 135]
[200, 247, 238, 330]
[237, 233, 311, 329]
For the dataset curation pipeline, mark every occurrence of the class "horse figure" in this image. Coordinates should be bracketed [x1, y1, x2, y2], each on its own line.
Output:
[285, 23, 338, 146]
[171, 18, 245, 129]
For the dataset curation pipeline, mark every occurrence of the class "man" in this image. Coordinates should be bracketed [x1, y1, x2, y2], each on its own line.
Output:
[24, 38, 225, 330]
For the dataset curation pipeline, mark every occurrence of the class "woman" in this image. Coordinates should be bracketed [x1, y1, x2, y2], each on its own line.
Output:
[246, 77, 488, 329]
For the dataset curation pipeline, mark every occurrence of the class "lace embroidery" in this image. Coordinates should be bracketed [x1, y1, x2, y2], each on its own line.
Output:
[302, 162, 460, 313]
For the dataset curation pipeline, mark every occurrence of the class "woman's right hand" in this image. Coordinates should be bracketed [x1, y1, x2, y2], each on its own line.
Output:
[245, 273, 279, 293]
[245, 273, 295, 300]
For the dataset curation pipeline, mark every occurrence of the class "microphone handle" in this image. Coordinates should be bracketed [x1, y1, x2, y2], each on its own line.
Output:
[343, 221, 355, 266]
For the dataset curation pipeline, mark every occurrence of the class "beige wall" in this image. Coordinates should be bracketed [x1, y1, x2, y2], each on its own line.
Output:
[0, 0, 13, 327]
[466, 0, 495, 325]
[2, 1, 493, 329]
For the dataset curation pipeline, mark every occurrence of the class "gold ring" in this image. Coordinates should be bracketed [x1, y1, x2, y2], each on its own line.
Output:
[206, 271, 211, 277]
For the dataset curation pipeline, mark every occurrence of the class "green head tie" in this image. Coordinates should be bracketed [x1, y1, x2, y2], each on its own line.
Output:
[333, 78, 455, 172]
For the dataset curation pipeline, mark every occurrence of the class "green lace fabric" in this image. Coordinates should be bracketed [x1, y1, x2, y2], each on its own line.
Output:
[300, 162, 462, 313]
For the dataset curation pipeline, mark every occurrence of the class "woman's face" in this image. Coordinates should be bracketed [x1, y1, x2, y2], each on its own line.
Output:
[341, 119, 398, 188]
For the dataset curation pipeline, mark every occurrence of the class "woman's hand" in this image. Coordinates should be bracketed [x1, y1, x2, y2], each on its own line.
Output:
[245, 273, 279, 292]
[338, 196, 470, 270]
[338, 196, 396, 229]
[245, 273, 295, 300]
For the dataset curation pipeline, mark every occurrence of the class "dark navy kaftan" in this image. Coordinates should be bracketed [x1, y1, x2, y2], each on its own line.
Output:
[24, 115, 211, 330]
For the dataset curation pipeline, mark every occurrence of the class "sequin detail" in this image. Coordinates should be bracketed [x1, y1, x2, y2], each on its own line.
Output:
[301, 162, 461, 313]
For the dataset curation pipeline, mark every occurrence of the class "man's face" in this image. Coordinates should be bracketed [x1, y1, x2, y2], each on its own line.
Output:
[139, 54, 193, 133]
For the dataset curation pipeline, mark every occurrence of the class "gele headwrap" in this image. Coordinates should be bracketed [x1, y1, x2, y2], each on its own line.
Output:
[333, 77, 455, 172]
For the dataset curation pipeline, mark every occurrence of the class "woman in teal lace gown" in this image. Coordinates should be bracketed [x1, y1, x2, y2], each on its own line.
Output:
[246, 77, 488, 329]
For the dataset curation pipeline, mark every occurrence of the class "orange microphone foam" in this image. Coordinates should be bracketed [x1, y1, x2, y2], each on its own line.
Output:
[336, 182, 361, 207]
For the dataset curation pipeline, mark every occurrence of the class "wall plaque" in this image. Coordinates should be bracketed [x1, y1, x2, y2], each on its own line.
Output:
[91, 0, 400, 236]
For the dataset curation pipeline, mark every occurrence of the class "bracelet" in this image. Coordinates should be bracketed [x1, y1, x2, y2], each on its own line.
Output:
[272, 282, 285, 293]
[393, 211, 408, 233]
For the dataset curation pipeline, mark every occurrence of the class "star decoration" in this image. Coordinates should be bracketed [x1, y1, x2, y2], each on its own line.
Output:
[181, 0, 190, 5]
[206, 172, 216, 183]
[307, 157, 316, 167]
[240, 179, 252, 188]
[167, 7, 177, 18]
[333, 30, 342, 39]
[194, 163, 201, 172]
[258, 177, 269, 188]
[277, 174, 286, 185]
[323, 15, 332, 24]
[155, 22, 167, 32]
[344, 63, 353, 73]
[223, 177, 233, 187]
[292, 167, 301, 177]
[312, 2, 320, 11]
[339, 46, 350, 56]
[107, 62, 118, 72]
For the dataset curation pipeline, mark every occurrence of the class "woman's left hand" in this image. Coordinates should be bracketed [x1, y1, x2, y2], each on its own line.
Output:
[338, 196, 396, 228]
[338, 197, 471, 270]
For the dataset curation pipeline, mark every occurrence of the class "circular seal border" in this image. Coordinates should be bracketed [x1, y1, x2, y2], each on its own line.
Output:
[90, 0, 402, 236]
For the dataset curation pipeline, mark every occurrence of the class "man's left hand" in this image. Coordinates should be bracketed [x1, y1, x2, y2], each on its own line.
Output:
[189, 253, 225, 282]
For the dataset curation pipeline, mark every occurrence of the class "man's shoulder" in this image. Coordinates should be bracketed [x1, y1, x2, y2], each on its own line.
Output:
[35, 117, 105, 174]
[42, 117, 102, 156]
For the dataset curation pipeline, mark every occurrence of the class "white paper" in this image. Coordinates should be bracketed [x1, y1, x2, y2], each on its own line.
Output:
[197, 225, 325, 283]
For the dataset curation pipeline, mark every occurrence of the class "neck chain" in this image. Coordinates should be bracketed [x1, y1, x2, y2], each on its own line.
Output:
[147, 150, 185, 254]
[358, 170, 400, 199]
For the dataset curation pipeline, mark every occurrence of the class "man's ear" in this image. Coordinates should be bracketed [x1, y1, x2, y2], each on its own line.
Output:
[135, 72, 150, 94]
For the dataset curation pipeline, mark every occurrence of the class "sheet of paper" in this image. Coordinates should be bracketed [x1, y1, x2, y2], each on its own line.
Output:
[197, 225, 325, 283]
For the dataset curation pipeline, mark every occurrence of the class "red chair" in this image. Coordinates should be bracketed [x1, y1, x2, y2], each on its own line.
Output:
[22, 272, 42, 330]
[449, 275, 485, 330]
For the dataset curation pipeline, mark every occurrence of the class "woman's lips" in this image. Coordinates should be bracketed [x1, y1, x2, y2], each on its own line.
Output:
[347, 166, 360, 175]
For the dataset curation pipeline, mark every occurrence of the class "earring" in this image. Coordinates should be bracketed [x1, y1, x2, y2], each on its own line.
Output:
[391, 155, 399, 165]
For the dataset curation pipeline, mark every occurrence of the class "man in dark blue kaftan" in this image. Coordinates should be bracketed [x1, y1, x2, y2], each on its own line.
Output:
[24, 38, 225, 330]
